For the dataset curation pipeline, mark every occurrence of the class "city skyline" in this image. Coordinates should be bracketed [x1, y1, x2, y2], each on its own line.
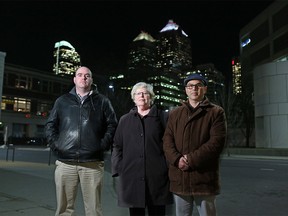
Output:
[0, 0, 273, 77]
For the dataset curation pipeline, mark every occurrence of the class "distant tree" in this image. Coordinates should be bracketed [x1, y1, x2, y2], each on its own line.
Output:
[237, 90, 255, 147]
[235, 72, 255, 148]
[218, 82, 243, 153]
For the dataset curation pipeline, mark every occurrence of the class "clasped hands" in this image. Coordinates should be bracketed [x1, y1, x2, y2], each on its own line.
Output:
[178, 154, 189, 171]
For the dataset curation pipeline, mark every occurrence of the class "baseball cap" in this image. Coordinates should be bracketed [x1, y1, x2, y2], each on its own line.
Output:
[184, 74, 207, 86]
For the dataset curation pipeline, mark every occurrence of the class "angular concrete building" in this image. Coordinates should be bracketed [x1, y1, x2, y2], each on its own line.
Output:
[240, 0, 288, 148]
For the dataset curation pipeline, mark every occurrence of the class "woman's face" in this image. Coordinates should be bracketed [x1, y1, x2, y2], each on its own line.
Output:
[133, 87, 151, 107]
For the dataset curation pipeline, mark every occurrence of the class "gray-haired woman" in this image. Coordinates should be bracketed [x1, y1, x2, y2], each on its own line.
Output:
[111, 82, 173, 216]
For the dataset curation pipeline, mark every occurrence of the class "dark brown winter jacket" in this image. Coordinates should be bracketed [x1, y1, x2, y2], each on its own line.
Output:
[163, 97, 227, 196]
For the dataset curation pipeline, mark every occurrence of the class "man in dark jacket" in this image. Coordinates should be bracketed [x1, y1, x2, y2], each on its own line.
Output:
[163, 73, 227, 216]
[45, 66, 117, 216]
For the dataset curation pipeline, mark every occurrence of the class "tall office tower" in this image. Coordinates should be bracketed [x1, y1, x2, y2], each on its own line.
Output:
[108, 31, 157, 115]
[156, 20, 192, 73]
[117, 20, 192, 110]
[152, 20, 193, 110]
[232, 57, 242, 95]
[53, 40, 81, 76]
[127, 31, 157, 84]
[127, 30, 186, 110]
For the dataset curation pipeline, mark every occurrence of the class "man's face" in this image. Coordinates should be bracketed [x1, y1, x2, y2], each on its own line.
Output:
[185, 80, 207, 102]
[73, 67, 93, 90]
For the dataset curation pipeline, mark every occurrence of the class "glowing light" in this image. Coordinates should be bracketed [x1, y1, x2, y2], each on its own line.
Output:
[133, 31, 156, 42]
[160, 20, 188, 37]
[241, 38, 251, 47]
[54, 40, 75, 49]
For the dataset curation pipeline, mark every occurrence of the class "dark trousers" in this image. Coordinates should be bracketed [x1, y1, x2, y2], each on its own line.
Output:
[129, 205, 166, 216]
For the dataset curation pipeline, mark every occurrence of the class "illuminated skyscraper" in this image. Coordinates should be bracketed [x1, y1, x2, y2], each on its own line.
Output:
[128, 31, 156, 71]
[118, 20, 193, 110]
[232, 57, 242, 95]
[53, 40, 81, 76]
[156, 20, 192, 73]
[111, 31, 157, 95]
[127, 31, 157, 84]
[152, 20, 192, 109]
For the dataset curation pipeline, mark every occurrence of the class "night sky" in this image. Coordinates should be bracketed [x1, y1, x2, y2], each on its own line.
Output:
[0, 0, 274, 78]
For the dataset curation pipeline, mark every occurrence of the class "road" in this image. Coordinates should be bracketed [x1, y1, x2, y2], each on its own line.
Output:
[1, 147, 288, 215]
[218, 157, 288, 215]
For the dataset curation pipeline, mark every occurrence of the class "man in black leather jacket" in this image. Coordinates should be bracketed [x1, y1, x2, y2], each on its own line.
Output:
[45, 66, 117, 216]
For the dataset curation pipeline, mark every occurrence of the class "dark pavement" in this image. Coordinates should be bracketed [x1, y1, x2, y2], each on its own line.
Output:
[0, 145, 287, 216]
[0, 145, 175, 216]
[0, 160, 129, 216]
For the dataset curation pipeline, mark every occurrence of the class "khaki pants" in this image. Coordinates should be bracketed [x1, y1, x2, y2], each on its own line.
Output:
[54, 160, 104, 216]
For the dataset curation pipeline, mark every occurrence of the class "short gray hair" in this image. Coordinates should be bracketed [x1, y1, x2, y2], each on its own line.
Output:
[131, 82, 155, 105]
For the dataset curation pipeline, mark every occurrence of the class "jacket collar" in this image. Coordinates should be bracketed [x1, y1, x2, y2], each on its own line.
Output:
[130, 104, 158, 117]
[69, 83, 99, 96]
[183, 96, 210, 109]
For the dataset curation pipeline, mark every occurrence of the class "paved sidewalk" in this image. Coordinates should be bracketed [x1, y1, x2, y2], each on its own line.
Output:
[0, 146, 287, 216]
[0, 160, 131, 216]
[0, 158, 177, 216]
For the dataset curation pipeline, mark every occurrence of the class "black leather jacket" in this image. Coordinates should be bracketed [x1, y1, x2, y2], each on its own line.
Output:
[45, 85, 118, 162]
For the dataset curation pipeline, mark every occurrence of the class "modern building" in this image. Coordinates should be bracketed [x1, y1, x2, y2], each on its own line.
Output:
[53, 40, 81, 76]
[121, 20, 226, 110]
[148, 72, 186, 110]
[232, 57, 242, 95]
[153, 20, 192, 109]
[125, 31, 157, 87]
[0, 51, 6, 122]
[0, 62, 72, 144]
[240, 0, 288, 148]
[156, 19, 192, 73]
[254, 61, 288, 148]
[122, 20, 192, 110]
[128, 31, 156, 73]
[240, 1, 288, 74]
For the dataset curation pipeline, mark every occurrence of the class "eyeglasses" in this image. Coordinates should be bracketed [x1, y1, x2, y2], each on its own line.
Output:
[185, 83, 205, 89]
[134, 92, 150, 96]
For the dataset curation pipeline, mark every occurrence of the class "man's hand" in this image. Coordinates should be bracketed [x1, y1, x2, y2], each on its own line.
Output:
[178, 155, 189, 171]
